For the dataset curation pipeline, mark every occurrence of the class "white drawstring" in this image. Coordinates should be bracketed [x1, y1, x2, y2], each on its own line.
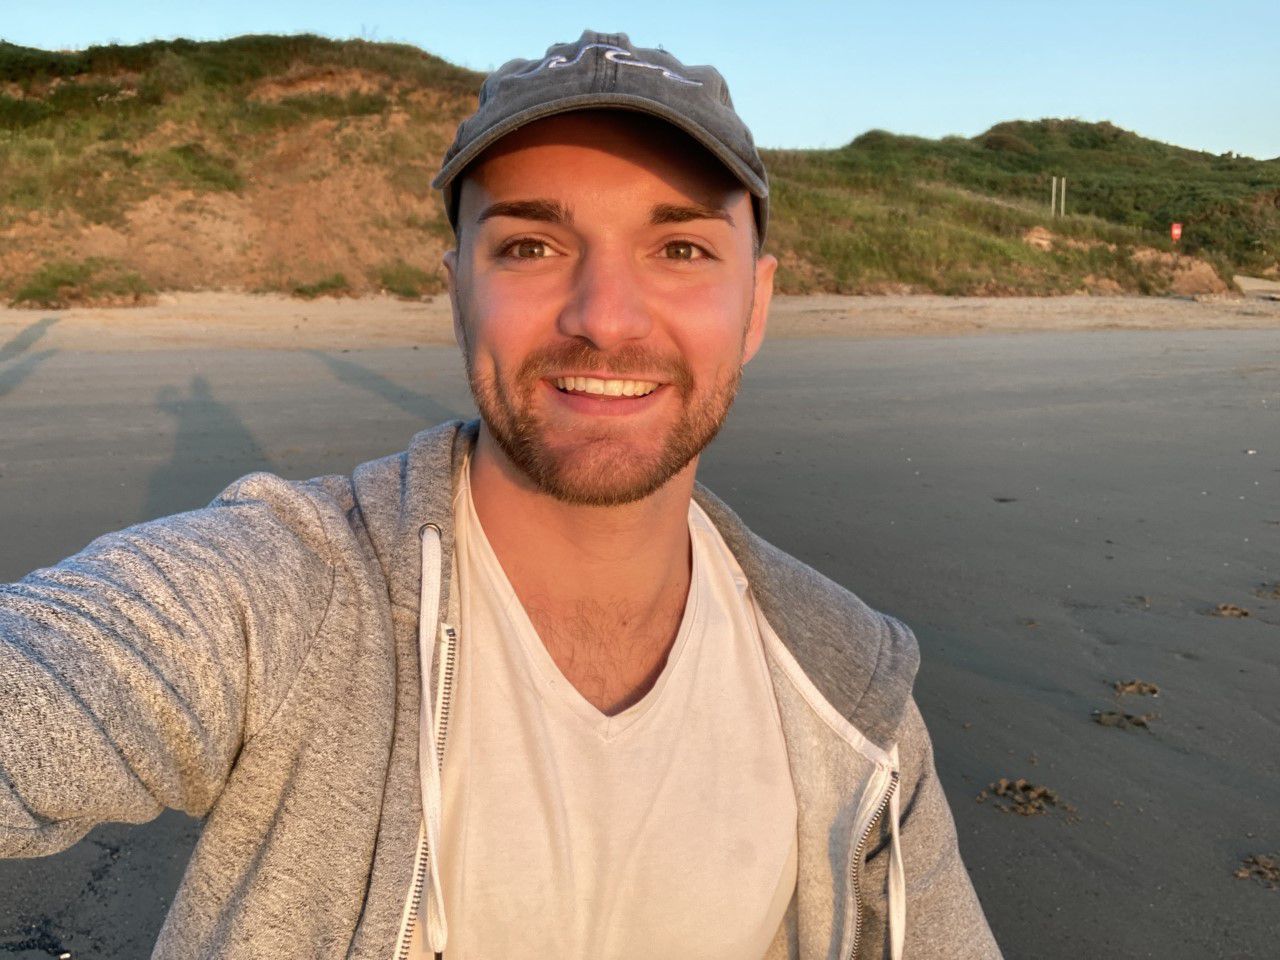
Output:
[887, 748, 906, 960]
[417, 525, 448, 953]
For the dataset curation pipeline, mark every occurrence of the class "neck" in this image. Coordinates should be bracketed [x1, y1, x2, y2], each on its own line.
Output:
[467, 424, 695, 617]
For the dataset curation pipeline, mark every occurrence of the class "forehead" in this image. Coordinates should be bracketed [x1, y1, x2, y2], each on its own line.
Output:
[457, 110, 745, 212]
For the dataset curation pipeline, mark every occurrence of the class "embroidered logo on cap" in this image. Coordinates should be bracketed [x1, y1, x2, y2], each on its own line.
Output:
[512, 42, 703, 86]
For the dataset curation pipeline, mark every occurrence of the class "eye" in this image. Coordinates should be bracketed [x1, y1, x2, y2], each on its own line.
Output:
[662, 240, 706, 261]
[501, 238, 554, 259]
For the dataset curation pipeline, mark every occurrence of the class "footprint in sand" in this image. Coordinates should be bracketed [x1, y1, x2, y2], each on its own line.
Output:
[1092, 709, 1156, 730]
[1235, 854, 1280, 890]
[976, 778, 1078, 821]
[1113, 679, 1160, 696]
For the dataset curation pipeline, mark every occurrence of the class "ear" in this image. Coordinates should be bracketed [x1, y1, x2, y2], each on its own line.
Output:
[442, 248, 466, 352]
[742, 252, 776, 366]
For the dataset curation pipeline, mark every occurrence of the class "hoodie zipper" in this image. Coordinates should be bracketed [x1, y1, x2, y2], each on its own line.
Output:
[434, 627, 458, 766]
[847, 769, 900, 960]
[394, 829, 430, 960]
[393, 526, 458, 960]
[393, 625, 458, 960]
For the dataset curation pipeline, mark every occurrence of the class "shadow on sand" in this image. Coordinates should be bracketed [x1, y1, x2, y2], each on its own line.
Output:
[307, 349, 463, 424]
[0, 316, 58, 401]
[144, 375, 277, 520]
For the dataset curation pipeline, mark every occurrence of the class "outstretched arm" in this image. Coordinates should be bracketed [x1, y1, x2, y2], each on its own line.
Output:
[0, 474, 334, 858]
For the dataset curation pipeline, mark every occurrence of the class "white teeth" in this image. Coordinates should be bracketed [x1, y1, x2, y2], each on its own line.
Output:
[554, 376, 659, 397]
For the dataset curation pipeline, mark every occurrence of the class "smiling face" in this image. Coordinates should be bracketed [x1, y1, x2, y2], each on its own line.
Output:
[445, 110, 776, 506]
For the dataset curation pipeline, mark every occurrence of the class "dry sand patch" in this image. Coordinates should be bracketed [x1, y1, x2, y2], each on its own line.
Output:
[3, 291, 1280, 352]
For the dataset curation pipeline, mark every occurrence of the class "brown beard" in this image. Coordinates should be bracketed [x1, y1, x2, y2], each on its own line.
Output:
[465, 337, 744, 506]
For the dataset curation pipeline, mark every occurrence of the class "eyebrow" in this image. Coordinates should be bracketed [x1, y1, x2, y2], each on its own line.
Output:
[475, 199, 735, 229]
[649, 202, 735, 227]
[477, 199, 572, 225]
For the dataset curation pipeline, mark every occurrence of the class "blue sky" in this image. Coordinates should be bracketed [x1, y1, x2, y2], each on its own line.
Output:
[5, 1, 1278, 159]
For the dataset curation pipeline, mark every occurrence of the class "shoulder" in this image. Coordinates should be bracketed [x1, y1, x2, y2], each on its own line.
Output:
[210, 418, 475, 557]
[211, 470, 357, 562]
[693, 483, 919, 750]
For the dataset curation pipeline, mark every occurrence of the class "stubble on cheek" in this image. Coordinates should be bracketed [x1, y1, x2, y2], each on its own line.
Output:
[466, 338, 744, 506]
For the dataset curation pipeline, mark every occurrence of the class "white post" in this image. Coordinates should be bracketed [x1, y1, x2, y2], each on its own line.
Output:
[1051, 176, 1058, 217]
[1060, 177, 1067, 217]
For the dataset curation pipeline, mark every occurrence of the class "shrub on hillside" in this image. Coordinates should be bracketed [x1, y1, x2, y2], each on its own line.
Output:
[376, 261, 441, 299]
[11, 259, 152, 307]
[980, 131, 1038, 156]
[291, 273, 350, 299]
[155, 142, 244, 191]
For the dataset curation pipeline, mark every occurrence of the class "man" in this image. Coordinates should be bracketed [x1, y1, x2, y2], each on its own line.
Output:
[0, 31, 1000, 960]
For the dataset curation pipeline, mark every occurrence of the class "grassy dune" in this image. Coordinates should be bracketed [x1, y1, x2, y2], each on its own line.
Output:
[767, 123, 1280, 294]
[2, 34, 1278, 304]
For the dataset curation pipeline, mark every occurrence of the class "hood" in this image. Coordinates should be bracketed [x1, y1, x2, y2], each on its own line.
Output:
[351, 419, 918, 752]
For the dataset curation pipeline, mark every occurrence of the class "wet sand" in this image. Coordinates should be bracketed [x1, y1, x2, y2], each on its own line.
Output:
[0, 296, 1277, 958]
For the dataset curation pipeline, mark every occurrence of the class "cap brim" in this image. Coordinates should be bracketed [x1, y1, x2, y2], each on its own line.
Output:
[431, 92, 768, 205]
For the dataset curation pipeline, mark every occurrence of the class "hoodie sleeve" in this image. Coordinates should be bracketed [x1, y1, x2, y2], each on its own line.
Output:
[0, 473, 335, 859]
[859, 698, 1003, 959]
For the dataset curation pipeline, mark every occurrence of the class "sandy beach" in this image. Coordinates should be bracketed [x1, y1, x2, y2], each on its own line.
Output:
[2, 287, 1280, 352]
[1, 292, 1277, 958]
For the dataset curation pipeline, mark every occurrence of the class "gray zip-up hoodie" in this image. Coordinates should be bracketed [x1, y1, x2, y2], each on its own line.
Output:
[0, 420, 1000, 959]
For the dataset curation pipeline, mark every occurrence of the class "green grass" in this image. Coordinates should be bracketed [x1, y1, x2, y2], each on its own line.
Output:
[0, 34, 480, 227]
[291, 273, 350, 298]
[0, 35, 480, 96]
[768, 120, 1280, 277]
[756, 118, 1280, 293]
[375, 260, 441, 298]
[765, 163, 1179, 295]
[152, 142, 243, 191]
[11, 258, 153, 307]
[228, 91, 392, 136]
[1, 35, 1277, 296]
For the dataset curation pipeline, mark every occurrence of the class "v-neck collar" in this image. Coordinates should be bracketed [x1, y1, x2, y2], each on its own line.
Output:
[456, 457, 704, 742]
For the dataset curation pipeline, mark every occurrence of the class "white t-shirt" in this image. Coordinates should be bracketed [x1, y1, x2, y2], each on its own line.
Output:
[426, 467, 797, 959]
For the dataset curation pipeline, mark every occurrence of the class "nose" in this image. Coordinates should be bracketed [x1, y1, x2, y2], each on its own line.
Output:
[556, 248, 653, 350]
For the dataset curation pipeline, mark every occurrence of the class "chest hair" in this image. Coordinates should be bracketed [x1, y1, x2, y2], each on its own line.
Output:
[524, 592, 687, 715]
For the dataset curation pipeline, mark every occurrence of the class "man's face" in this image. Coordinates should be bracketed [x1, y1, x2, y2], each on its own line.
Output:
[444, 111, 776, 506]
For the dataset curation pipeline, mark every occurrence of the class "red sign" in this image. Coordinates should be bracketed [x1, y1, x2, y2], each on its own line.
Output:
[1171, 222, 1183, 242]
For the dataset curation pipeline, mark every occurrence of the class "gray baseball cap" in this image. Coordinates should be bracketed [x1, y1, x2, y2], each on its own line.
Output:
[432, 30, 769, 243]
